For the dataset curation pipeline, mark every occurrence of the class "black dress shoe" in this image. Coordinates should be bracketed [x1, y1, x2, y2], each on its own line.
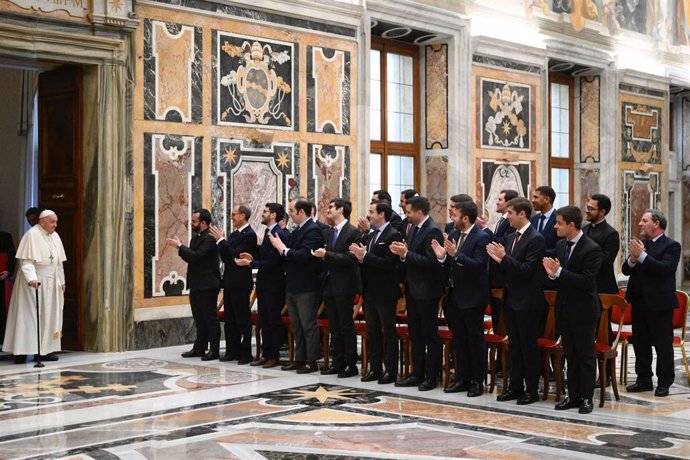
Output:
[181, 349, 205, 358]
[555, 397, 580, 411]
[219, 354, 238, 362]
[626, 382, 653, 392]
[361, 371, 383, 382]
[516, 392, 539, 405]
[467, 381, 484, 397]
[238, 357, 253, 365]
[579, 398, 594, 414]
[655, 386, 670, 397]
[250, 358, 268, 367]
[395, 375, 422, 387]
[418, 380, 437, 391]
[281, 362, 304, 371]
[497, 389, 524, 402]
[444, 381, 470, 393]
[296, 361, 318, 374]
[378, 372, 396, 384]
[338, 366, 359, 378]
[39, 353, 59, 362]
[320, 366, 340, 375]
[13, 355, 26, 364]
[201, 352, 219, 361]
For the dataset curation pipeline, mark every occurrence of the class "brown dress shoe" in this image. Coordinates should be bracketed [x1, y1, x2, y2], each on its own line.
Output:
[250, 358, 268, 367]
[281, 362, 304, 371]
[262, 358, 280, 368]
[296, 361, 318, 374]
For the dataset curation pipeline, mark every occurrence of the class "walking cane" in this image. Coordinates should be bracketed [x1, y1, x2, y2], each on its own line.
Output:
[34, 282, 44, 368]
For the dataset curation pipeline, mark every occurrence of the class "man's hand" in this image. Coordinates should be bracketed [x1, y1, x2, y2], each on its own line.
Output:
[62, 284, 66, 293]
[476, 215, 488, 229]
[0, 270, 8, 281]
[349, 243, 366, 262]
[235, 258, 251, 267]
[444, 237, 458, 257]
[166, 236, 182, 248]
[28, 280, 39, 289]
[238, 252, 254, 262]
[543, 257, 560, 278]
[311, 248, 327, 258]
[357, 217, 370, 233]
[269, 232, 287, 253]
[390, 241, 407, 258]
[209, 225, 225, 242]
[431, 239, 446, 260]
[628, 239, 644, 263]
[486, 242, 506, 263]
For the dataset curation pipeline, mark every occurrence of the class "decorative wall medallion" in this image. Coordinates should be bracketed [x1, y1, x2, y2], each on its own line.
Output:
[580, 76, 600, 162]
[214, 32, 296, 130]
[480, 78, 531, 150]
[307, 46, 350, 134]
[144, 20, 202, 123]
[425, 44, 449, 150]
[307, 144, 350, 222]
[425, 156, 448, 225]
[621, 170, 660, 260]
[621, 102, 662, 164]
[479, 160, 531, 228]
[144, 134, 203, 298]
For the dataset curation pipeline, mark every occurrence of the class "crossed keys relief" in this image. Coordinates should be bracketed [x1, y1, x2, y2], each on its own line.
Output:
[483, 81, 529, 150]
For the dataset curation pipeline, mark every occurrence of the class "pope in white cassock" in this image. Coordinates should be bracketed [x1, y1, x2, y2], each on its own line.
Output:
[3, 209, 66, 364]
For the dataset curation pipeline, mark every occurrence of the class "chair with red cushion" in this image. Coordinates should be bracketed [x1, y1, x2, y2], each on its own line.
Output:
[538, 290, 564, 402]
[610, 290, 632, 384]
[672, 290, 690, 384]
[485, 288, 508, 394]
[597, 293, 627, 407]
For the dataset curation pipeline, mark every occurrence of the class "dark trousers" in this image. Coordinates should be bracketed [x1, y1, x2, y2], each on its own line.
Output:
[443, 292, 461, 362]
[324, 294, 357, 369]
[224, 287, 252, 360]
[407, 294, 441, 382]
[456, 305, 488, 383]
[560, 314, 598, 400]
[490, 294, 504, 366]
[504, 305, 541, 394]
[190, 288, 220, 354]
[258, 287, 285, 360]
[286, 290, 321, 362]
[364, 299, 398, 374]
[632, 303, 675, 387]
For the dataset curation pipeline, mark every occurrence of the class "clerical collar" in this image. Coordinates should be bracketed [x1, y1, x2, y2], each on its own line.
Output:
[650, 233, 664, 242]
[590, 217, 606, 228]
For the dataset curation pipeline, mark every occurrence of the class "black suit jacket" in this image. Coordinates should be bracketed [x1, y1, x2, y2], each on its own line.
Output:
[252, 225, 287, 292]
[361, 223, 402, 304]
[583, 220, 620, 294]
[323, 222, 362, 297]
[389, 211, 404, 235]
[622, 234, 681, 312]
[218, 225, 258, 291]
[489, 217, 515, 288]
[531, 211, 560, 256]
[284, 218, 325, 293]
[179, 229, 221, 291]
[403, 217, 444, 300]
[446, 225, 491, 310]
[499, 225, 546, 311]
[552, 235, 603, 323]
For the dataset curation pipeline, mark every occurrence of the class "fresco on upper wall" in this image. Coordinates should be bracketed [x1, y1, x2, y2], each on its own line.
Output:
[673, 0, 690, 45]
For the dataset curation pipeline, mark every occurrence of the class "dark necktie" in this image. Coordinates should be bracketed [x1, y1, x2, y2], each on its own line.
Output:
[369, 228, 380, 251]
[495, 217, 504, 234]
[409, 225, 420, 246]
[512, 231, 522, 254]
[331, 226, 339, 250]
[564, 241, 574, 267]
[457, 232, 467, 250]
[538, 215, 546, 233]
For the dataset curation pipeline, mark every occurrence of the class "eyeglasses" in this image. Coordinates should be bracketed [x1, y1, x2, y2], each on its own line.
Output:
[585, 206, 598, 211]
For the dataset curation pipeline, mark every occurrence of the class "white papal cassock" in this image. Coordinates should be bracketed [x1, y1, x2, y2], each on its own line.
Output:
[3, 225, 66, 355]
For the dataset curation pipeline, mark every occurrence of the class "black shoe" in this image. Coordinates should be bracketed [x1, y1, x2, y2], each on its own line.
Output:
[201, 352, 219, 361]
[320, 366, 340, 375]
[395, 375, 422, 387]
[219, 354, 237, 362]
[497, 389, 524, 402]
[626, 382, 653, 392]
[418, 380, 437, 391]
[361, 371, 383, 382]
[516, 392, 539, 405]
[444, 381, 470, 393]
[579, 398, 594, 414]
[39, 353, 59, 362]
[13, 355, 26, 364]
[338, 365, 359, 378]
[655, 386, 670, 397]
[467, 381, 484, 397]
[378, 372, 396, 384]
[181, 349, 205, 358]
[281, 362, 304, 371]
[555, 396, 580, 411]
[296, 361, 318, 374]
[238, 357, 253, 365]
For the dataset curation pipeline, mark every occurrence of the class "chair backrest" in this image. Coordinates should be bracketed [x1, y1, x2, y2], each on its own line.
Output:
[542, 291, 557, 341]
[672, 290, 689, 341]
[609, 295, 632, 325]
[353, 294, 364, 320]
[599, 294, 628, 349]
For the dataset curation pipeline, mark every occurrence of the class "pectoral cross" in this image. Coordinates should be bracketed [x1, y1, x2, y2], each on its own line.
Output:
[49, 253, 54, 262]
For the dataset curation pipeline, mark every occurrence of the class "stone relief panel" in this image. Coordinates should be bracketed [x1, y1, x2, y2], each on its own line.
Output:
[477, 160, 532, 228]
[144, 134, 203, 298]
[213, 31, 297, 130]
[683, 97, 690, 171]
[479, 78, 531, 151]
[580, 76, 600, 163]
[306, 46, 350, 135]
[579, 168, 600, 210]
[620, 98, 662, 164]
[144, 20, 202, 123]
[425, 156, 448, 225]
[307, 144, 350, 222]
[425, 44, 448, 150]
[212, 139, 299, 236]
[621, 170, 660, 260]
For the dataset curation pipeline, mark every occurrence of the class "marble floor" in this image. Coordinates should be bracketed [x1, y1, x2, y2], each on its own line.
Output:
[0, 345, 688, 460]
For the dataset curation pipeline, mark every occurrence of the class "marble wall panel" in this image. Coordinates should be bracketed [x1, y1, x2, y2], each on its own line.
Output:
[307, 144, 350, 222]
[144, 20, 202, 123]
[306, 46, 350, 135]
[425, 44, 448, 149]
[212, 139, 298, 235]
[477, 160, 531, 228]
[144, 134, 203, 298]
[620, 99, 662, 164]
[425, 155, 448, 225]
[683, 97, 690, 171]
[621, 170, 660, 260]
[683, 175, 690, 282]
[580, 76, 600, 162]
[213, 31, 298, 130]
[579, 168, 600, 210]
[479, 78, 531, 151]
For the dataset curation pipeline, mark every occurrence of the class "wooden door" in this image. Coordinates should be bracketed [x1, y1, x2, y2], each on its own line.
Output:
[38, 66, 83, 350]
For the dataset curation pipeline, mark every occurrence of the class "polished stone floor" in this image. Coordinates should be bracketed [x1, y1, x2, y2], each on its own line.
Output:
[0, 345, 688, 459]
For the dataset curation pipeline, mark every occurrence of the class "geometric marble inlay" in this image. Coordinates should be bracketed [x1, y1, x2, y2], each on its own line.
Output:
[479, 160, 531, 228]
[307, 144, 350, 222]
[621, 169, 660, 260]
[307, 46, 350, 134]
[144, 133, 203, 298]
[580, 75, 600, 162]
[621, 102, 662, 164]
[426, 155, 448, 225]
[579, 168, 600, 210]
[480, 78, 531, 150]
[425, 44, 448, 149]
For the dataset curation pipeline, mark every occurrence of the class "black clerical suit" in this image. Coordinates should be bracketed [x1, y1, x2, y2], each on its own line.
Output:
[361, 223, 402, 376]
[251, 225, 288, 361]
[322, 221, 362, 371]
[489, 216, 515, 336]
[583, 220, 620, 295]
[218, 225, 258, 361]
[499, 225, 546, 396]
[389, 210, 404, 235]
[444, 225, 491, 385]
[622, 234, 681, 388]
[0, 231, 16, 344]
[179, 229, 221, 355]
[551, 235, 603, 403]
[402, 216, 444, 383]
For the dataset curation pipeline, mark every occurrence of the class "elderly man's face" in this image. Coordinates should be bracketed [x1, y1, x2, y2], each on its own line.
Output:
[39, 215, 58, 234]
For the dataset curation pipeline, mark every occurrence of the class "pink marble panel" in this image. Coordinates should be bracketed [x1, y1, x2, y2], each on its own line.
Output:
[425, 155, 448, 225]
[580, 76, 600, 162]
[579, 168, 599, 210]
[232, 160, 280, 235]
